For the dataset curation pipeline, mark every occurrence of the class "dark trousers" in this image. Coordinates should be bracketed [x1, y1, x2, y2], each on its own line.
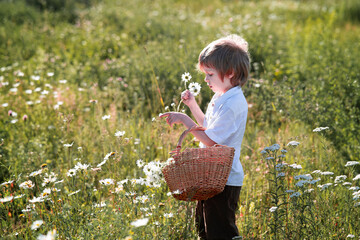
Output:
[195, 185, 242, 240]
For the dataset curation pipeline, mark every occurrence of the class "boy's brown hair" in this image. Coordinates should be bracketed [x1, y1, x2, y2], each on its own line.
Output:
[197, 34, 250, 87]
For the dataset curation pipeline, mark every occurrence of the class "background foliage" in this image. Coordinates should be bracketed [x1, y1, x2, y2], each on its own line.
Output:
[0, 0, 359, 239]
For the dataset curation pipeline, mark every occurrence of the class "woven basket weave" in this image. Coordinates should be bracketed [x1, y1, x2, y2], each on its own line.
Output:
[162, 126, 235, 201]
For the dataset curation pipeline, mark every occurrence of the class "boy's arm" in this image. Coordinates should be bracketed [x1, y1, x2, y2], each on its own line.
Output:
[159, 112, 216, 147]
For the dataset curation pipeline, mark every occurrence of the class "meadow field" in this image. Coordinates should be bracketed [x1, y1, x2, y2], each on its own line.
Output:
[0, 0, 360, 239]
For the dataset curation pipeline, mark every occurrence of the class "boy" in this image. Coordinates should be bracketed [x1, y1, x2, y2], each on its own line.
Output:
[160, 34, 250, 239]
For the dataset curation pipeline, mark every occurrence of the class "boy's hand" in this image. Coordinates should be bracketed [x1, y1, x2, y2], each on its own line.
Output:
[159, 112, 192, 128]
[181, 90, 196, 108]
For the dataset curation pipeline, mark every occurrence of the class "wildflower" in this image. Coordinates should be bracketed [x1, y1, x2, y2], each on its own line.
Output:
[355, 202, 360, 207]
[42, 172, 57, 186]
[31, 220, 44, 230]
[136, 159, 145, 168]
[312, 170, 322, 174]
[353, 174, 360, 181]
[321, 171, 334, 176]
[277, 172, 285, 178]
[290, 192, 301, 198]
[343, 182, 352, 186]
[11, 119, 18, 124]
[89, 99, 98, 104]
[59, 79, 67, 84]
[100, 178, 114, 186]
[294, 174, 313, 180]
[181, 72, 192, 83]
[346, 234, 355, 238]
[31, 75, 40, 81]
[102, 115, 111, 120]
[136, 195, 149, 203]
[68, 190, 81, 196]
[265, 157, 274, 160]
[37, 229, 56, 240]
[345, 161, 359, 167]
[41, 188, 51, 197]
[9, 88, 18, 93]
[349, 186, 360, 191]
[260, 150, 267, 154]
[304, 188, 314, 193]
[130, 218, 149, 228]
[115, 130, 125, 137]
[29, 196, 45, 203]
[0, 180, 14, 186]
[188, 82, 201, 96]
[2, 103, 9, 107]
[74, 162, 90, 171]
[286, 190, 295, 193]
[29, 169, 43, 177]
[23, 115, 28, 121]
[353, 191, 360, 200]
[269, 144, 280, 151]
[66, 169, 77, 177]
[295, 180, 310, 188]
[318, 183, 333, 191]
[289, 164, 302, 169]
[269, 206, 278, 212]
[281, 149, 288, 153]
[335, 175, 347, 183]
[47, 72, 54, 77]
[278, 154, 286, 158]
[25, 89, 32, 94]
[104, 152, 116, 160]
[287, 141, 300, 147]
[94, 202, 106, 208]
[0, 196, 14, 203]
[164, 213, 174, 218]
[312, 127, 329, 132]
[113, 185, 124, 193]
[97, 160, 106, 167]
[19, 180, 35, 189]
[172, 189, 182, 195]
[63, 142, 73, 148]
[310, 178, 321, 184]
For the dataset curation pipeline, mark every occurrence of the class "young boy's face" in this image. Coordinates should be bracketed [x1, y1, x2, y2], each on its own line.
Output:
[202, 67, 232, 94]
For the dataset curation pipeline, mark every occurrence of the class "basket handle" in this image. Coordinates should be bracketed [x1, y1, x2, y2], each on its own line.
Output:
[170, 126, 205, 155]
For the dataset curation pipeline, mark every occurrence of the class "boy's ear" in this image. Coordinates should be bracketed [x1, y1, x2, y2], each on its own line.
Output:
[227, 71, 234, 79]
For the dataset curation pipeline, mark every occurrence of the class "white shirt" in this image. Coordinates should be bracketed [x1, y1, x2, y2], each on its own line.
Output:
[200, 86, 248, 186]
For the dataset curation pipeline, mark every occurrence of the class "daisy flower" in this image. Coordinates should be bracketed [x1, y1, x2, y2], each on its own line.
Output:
[31, 220, 44, 230]
[188, 82, 201, 96]
[0, 196, 14, 203]
[115, 130, 125, 137]
[269, 206, 278, 212]
[181, 72, 192, 83]
[130, 218, 149, 228]
[100, 178, 114, 186]
[37, 229, 56, 240]
[19, 180, 35, 189]
[67, 169, 77, 177]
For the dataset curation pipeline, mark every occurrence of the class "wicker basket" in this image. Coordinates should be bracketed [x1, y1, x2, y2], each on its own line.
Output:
[162, 126, 235, 201]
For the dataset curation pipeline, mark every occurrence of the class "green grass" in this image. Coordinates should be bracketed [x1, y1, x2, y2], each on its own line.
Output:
[0, 0, 359, 239]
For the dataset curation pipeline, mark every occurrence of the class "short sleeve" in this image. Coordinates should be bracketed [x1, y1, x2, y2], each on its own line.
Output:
[204, 107, 238, 145]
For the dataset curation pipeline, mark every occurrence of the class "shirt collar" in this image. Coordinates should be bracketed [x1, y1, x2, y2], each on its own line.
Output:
[213, 86, 241, 107]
